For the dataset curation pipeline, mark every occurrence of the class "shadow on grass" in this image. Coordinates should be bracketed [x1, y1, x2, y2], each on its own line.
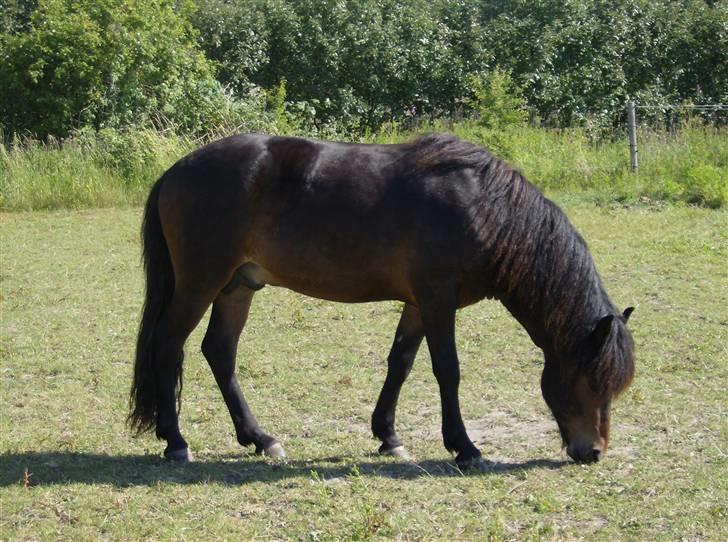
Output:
[0, 451, 567, 487]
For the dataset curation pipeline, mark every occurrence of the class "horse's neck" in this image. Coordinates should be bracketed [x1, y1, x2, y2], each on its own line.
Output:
[502, 284, 606, 356]
[496, 238, 611, 356]
[475, 167, 612, 355]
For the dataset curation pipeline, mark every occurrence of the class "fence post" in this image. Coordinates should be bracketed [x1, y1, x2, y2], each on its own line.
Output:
[627, 100, 638, 172]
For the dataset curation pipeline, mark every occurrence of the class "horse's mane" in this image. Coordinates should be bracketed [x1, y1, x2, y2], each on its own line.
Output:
[404, 133, 634, 397]
[403, 133, 496, 174]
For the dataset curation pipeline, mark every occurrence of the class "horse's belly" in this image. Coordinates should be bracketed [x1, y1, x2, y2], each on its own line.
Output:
[238, 260, 412, 304]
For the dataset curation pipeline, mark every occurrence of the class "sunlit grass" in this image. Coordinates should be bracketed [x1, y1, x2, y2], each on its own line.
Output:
[0, 129, 193, 211]
[1, 202, 726, 539]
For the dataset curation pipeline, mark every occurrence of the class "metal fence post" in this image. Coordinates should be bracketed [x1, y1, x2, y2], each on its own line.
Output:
[627, 100, 638, 172]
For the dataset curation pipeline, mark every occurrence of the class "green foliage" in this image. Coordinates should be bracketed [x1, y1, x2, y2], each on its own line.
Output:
[3, 0, 726, 137]
[469, 70, 528, 130]
[190, 0, 269, 95]
[192, 0, 489, 131]
[187, 0, 726, 133]
[264, 79, 291, 131]
[465, 69, 529, 157]
[1, 0, 38, 34]
[0, 0, 223, 137]
[482, 0, 728, 127]
[682, 165, 726, 208]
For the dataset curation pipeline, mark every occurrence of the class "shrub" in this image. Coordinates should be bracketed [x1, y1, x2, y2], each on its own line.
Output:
[0, 0, 222, 138]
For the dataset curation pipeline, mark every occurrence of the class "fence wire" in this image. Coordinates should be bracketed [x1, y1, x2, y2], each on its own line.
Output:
[635, 104, 728, 111]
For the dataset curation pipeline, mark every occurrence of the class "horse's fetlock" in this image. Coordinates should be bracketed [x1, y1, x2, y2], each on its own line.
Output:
[455, 446, 482, 467]
[371, 412, 395, 441]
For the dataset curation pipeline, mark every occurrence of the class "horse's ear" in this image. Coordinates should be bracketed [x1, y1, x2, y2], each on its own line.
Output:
[591, 315, 615, 349]
[622, 306, 635, 322]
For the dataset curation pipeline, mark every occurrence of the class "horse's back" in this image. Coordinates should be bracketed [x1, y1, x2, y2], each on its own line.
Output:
[156, 134, 487, 303]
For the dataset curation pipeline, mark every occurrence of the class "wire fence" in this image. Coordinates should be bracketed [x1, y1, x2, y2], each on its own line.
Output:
[631, 102, 728, 129]
[626, 101, 727, 172]
[634, 104, 728, 111]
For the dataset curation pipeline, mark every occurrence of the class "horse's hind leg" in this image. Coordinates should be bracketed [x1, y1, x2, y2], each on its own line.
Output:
[155, 289, 216, 461]
[201, 285, 285, 458]
[371, 303, 424, 460]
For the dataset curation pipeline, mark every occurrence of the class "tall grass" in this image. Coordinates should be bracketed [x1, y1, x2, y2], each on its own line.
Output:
[0, 128, 194, 211]
[446, 122, 728, 208]
[1, 123, 726, 211]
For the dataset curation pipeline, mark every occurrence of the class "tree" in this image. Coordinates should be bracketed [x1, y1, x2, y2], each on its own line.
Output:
[0, 0, 223, 137]
[0, 0, 38, 34]
[190, 0, 269, 95]
[469, 69, 528, 130]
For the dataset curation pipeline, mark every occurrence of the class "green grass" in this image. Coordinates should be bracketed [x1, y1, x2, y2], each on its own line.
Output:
[2, 124, 727, 211]
[1, 201, 726, 540]
[505, 124, 728, 208]
[0, 129, 194, 211]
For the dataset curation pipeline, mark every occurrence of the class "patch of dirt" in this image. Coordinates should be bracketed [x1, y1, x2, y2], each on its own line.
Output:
[466, 411, 558, 462]
[412, 408, 560, 463]
[466, 410, 556, 446]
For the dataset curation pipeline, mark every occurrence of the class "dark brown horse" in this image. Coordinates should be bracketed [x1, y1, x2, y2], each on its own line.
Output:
[129, 133, 635, 469]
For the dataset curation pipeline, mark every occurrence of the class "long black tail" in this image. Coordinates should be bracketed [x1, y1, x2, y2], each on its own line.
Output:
[128, 175, 177, 434]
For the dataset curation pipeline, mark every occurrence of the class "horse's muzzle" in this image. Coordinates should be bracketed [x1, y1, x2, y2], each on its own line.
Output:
[567, 445, 603, 463]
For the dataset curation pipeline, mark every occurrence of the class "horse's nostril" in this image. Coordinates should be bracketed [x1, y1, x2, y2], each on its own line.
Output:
[591, 449, 602, 462]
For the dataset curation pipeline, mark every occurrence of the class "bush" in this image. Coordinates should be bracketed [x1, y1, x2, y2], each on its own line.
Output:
[0, 0, 222, 138]
[463, 69, 529, 158]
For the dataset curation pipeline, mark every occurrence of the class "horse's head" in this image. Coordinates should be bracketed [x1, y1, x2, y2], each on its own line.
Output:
[541, 307, 635, 463]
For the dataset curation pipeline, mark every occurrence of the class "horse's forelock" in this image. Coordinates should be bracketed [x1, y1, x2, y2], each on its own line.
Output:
[590, 319, 635, 399]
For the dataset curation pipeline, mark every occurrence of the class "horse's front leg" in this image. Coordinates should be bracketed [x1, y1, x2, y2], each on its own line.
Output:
[371, 303, 424, 459]
[416, 287, 484, 470]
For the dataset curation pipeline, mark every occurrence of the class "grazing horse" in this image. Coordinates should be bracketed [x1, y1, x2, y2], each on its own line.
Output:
[129, 133, 635, 468]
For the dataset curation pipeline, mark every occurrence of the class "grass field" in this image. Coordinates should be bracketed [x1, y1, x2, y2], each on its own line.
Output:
[1, 199, 726, 540]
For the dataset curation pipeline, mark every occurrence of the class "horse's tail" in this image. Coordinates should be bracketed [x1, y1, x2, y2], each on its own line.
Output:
[128, 175, 176, 434]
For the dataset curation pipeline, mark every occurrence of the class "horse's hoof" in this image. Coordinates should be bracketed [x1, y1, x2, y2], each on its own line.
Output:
[263, 442, 287, 459]
[164, 448, 193, 463]
[456, 455, 488, 473]
[379, 445, 413, 461]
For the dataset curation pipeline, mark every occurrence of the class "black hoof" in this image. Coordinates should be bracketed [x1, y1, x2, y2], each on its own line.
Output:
[164, 447, 193, 463]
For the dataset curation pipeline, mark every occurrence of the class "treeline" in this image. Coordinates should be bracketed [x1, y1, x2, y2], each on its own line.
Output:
[1, 0, 726, 138]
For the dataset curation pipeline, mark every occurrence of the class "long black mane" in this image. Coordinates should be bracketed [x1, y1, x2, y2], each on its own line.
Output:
[405, 134, 634, 396]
